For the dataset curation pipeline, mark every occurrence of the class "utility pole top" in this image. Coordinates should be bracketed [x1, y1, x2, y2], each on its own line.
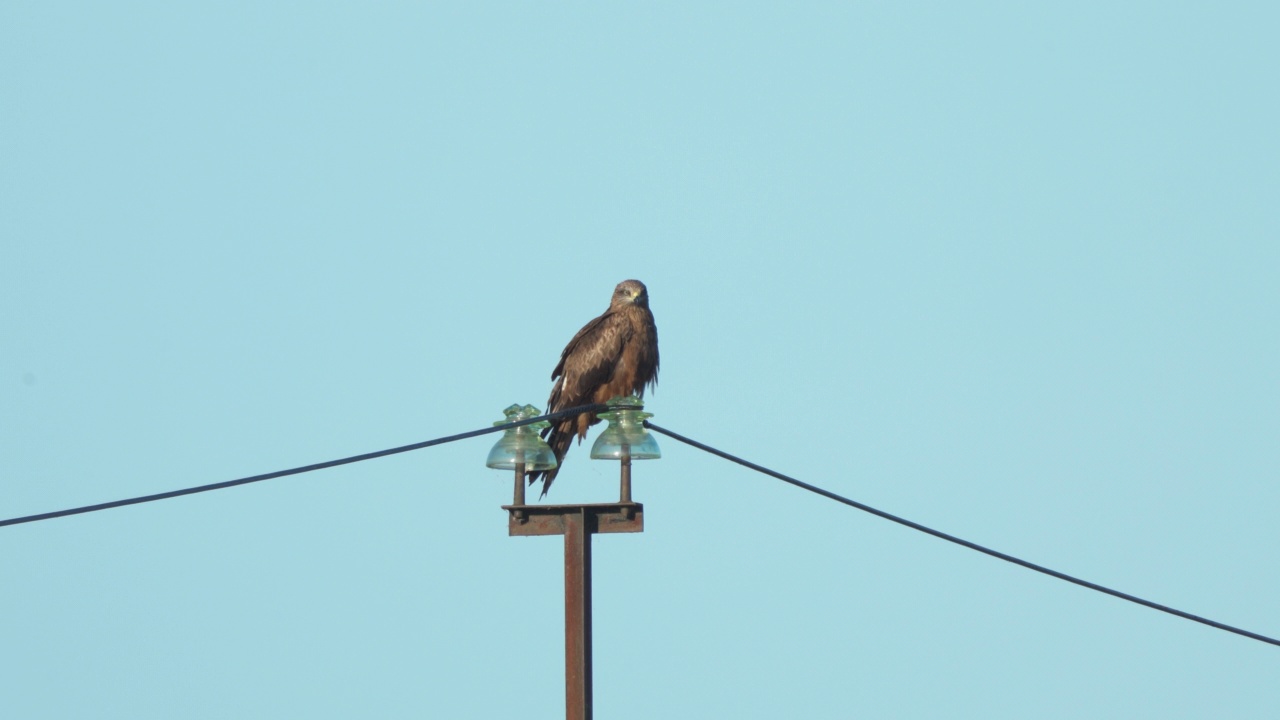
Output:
[486, 400, 659, 720]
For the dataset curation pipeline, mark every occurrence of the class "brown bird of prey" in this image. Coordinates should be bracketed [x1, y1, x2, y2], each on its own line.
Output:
[528, 279, 659, 497]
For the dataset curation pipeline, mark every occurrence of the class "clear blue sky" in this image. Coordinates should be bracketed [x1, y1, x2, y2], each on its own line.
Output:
[3, 3, 1277, 718]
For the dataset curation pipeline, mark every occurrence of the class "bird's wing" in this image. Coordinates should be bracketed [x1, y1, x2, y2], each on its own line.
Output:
[548, 310, 631, 411]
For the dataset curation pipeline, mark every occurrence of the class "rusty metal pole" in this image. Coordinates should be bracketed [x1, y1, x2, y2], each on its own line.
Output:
[564, 509, 593, 720]
[512, 451, 526, 521]
[619, 444, 632, 504]
[513, 462, 526, 506]
[503, 503, 640, 718]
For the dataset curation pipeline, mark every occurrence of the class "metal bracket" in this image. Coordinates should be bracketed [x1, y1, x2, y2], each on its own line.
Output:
[501, 502, 644, 536]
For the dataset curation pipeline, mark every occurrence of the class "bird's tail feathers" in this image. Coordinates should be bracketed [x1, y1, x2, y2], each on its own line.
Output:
[526, 419, 576, 497]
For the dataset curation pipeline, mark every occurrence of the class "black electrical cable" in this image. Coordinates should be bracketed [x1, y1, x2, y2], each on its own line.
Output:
[6, 405, 1273, 649]
[644, 421, 1280, 648]
[0, 403, 609, 529]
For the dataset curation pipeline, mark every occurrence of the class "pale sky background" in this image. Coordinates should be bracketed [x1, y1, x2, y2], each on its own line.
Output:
[3, 2, 1278, 718]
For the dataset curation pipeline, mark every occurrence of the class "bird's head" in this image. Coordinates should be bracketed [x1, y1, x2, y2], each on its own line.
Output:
[612, 279, 650, 308]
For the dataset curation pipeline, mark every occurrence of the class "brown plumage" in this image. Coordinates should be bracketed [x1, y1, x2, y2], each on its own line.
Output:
[528, 279, 659, 497]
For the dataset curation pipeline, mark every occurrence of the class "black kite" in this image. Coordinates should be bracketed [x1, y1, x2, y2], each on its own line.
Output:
[528, 279, 659, 497]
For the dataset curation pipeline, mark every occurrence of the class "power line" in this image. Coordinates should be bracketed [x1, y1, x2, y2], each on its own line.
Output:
[0, 403, 609, 529]
[644, 421, 1280, 649]
[5, 406, 1273, 649]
